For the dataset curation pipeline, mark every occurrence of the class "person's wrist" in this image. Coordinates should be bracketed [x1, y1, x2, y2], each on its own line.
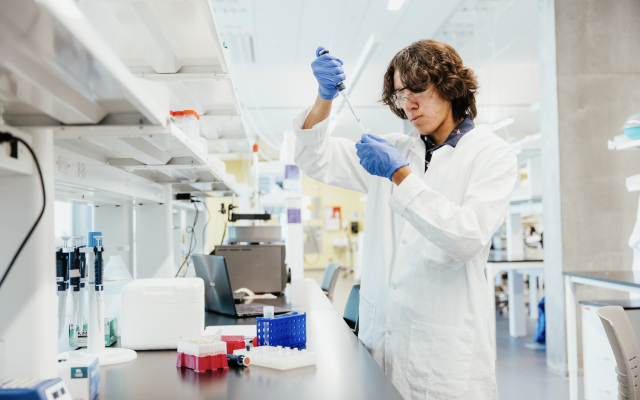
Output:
[391, 165, 411, 185]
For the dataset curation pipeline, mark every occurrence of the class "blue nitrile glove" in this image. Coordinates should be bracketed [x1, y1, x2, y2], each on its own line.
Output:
[311, 46, 346, 100]
[355, 134, 409, 180]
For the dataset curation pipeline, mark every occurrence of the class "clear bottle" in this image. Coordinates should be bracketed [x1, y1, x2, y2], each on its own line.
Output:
[103, 255, 133, 336]
[183, 110, 198, 140]
[173, 111, 184, 134]
[622, 110, 640, 140]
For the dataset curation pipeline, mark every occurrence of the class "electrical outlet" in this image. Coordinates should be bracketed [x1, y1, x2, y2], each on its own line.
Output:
[78, 162, 86, 178]
[58, 155, 69, 173]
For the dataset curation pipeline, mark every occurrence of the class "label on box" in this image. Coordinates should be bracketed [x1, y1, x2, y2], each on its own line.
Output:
[72, 367, 87, 379]
[58, 356, 100, 400]
[69, 317, 117, 347]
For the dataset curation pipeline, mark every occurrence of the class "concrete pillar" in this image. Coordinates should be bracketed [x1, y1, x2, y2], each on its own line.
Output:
[539, 0, 640, 376]
[506, 212, 524, 260]
[135, 184, 174, 279]
[0, 129, 57, 379]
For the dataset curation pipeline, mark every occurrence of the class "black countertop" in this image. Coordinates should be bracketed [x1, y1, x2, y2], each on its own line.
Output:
[99, 279, 403, 400]
[579, 299, 640, 309]
[563, 271, 640, 289]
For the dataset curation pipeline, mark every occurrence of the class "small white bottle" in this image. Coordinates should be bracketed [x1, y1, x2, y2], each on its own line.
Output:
[173, 111, 184, 133]
[183, 110, 198, 140]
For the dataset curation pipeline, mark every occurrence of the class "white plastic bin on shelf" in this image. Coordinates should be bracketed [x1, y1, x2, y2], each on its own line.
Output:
[121, 278, 204, 350]
[173, 111, 184, 133]
[183, 110, 199, 140]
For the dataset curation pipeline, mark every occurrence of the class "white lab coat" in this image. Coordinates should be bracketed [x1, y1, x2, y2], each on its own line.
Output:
[293, 107, 517, 400]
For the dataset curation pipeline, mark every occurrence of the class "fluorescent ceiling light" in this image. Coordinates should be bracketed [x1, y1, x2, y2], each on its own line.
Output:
[492, 118, 514, 131]
[388, 0, 404, 11]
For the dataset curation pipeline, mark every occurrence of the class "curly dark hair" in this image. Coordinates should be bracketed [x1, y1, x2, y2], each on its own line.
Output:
[381, 39, 478, 122]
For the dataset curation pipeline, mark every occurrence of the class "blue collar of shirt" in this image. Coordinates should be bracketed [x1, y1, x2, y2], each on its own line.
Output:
[421, 116, 475, 151]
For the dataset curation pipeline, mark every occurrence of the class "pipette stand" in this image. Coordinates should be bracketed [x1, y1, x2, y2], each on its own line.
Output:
[58, 245, 136, 366]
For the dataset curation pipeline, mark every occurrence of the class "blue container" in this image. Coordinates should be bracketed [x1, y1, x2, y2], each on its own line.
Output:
[256, 312, 306, 348]
[623, 126, 640, 140]
[87, 232, 103, 247]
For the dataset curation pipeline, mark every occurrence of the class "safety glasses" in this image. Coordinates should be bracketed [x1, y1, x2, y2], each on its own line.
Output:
[390, 85, 431, 111]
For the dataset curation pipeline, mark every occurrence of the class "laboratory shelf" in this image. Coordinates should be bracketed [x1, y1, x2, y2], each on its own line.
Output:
[54, 121, 240, 196]
[76, 1, 242, 119]
[120, 160, 240, 196]
[626, 174, 640, 192]
[0, 0, 166, 127]
[607, 134, 640, 151]
[78, 246, 130, 253]
[201, 115, 253, 155]
[54, 120, 207, 166]
[75, 0, 253, 155]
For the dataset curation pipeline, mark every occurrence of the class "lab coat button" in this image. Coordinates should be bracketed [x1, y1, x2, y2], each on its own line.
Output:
[402, 240, 406, 245]
[392, 285, 396, 289]
[387, 331, 391, 336]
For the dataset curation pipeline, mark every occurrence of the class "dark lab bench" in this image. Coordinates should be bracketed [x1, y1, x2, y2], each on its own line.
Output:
[98, 279, 403, 400]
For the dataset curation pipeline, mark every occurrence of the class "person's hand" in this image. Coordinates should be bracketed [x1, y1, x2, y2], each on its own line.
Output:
[355, 134, 409, 180]
[311, 46, 345, 100]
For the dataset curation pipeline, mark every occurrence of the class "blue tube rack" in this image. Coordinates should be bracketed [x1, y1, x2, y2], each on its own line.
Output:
[256, 312, 307, 348]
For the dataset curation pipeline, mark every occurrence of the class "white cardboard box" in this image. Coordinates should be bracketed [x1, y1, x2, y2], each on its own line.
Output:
[121, 278, 204, 350]
[57, 355, 99, 400]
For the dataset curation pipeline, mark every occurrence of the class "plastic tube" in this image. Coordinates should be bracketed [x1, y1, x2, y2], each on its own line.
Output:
[226, 354, 251, 367]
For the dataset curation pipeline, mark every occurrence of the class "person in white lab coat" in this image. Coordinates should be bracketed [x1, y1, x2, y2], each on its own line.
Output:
[293, 39, 517, 399]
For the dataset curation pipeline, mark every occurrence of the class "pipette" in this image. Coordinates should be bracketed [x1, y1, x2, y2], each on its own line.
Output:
[318, 49, 368, 133]
[70, 236, 83, 339]
[57, 236, 71, 339]
[93, 236, 105, 337]
[77, 238, 87, 338]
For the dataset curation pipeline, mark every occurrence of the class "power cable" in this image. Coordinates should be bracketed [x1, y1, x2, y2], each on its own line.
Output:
[200, 198, 211, 251]
[220, 221, 228, 245]
[0, 132, 46, 290]
[175, 201, 200, 278]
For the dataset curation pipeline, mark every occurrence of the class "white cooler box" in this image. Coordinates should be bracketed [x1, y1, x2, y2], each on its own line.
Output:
[121, 278, 204, 350]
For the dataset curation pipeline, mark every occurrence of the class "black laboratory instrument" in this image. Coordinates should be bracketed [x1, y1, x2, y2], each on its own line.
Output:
[56, 236, 71, 339]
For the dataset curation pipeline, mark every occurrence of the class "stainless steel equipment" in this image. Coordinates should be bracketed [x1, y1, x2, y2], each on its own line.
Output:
[228, 226, 282, 244]
[213, 244, 287, 293]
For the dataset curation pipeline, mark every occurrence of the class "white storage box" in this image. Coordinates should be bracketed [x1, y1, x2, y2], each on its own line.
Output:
[57, 355, 99, 400]
[121, 278, 204, 350]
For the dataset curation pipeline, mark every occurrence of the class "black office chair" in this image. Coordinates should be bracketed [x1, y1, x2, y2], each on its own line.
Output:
[321, 263, 342, 301]
[343, 284, 360, 335]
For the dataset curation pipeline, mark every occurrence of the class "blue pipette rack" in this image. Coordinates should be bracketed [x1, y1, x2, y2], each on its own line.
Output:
[256, 312, 307, 348]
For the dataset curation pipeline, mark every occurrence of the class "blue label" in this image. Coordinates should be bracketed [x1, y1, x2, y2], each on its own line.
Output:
[71, 367, 87, 379]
